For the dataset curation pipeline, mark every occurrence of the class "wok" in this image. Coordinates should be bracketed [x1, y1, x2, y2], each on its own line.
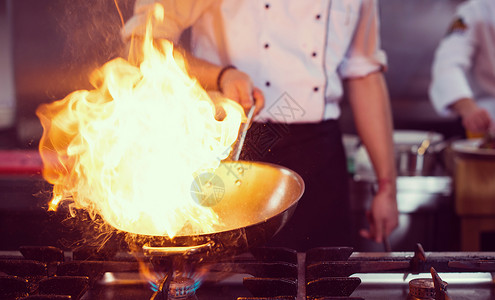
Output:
[128, 161, 304, 259]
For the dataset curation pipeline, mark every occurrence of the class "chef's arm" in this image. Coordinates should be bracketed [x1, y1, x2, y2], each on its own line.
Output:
[344, 71, 399, 242]
[429, 12, 481, 132]
[180, 49, 264, 113]
[178, 49, 225, 91]
[126, 39, 264, 113]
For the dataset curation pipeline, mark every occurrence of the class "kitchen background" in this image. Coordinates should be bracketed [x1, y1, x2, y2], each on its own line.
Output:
[1, 0, 491, 252]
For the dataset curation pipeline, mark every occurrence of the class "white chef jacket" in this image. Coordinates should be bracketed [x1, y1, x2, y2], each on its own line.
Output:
[429, 0, 495, 119]
[123, 0, 386, 123]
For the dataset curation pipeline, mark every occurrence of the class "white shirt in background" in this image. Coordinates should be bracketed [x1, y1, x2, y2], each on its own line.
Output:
[430, 0, 495, 119]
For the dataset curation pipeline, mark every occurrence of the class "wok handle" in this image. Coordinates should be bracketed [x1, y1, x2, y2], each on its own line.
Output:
[142, 241, 215, 256]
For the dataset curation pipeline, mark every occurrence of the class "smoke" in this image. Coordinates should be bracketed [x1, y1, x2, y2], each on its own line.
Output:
[55, 0, 134, 73]
[31, 1, 139, 251]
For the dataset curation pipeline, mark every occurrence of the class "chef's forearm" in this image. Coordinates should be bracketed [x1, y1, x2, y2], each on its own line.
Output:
[180, 49, 224, 91]
[450, 97, 478, 117]
[345, 72, 397, 188]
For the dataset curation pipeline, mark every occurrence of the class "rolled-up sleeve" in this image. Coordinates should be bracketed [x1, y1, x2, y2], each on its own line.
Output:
[338, 0, 386, 79]
[122, 0, 215, 44]
[429, 6, 477, 116]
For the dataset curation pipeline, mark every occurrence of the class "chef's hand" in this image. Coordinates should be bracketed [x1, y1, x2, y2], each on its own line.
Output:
[218, 68, 264, 115]
[461, 107, 492, 134]
[452, 98, 493, 134]
[360, 180, 399, 243]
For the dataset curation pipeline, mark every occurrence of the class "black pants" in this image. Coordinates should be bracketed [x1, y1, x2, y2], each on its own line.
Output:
[240, 120, 352, 251]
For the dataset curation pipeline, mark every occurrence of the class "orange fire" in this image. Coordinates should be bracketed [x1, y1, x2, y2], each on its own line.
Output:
[36, 4, 244, 238]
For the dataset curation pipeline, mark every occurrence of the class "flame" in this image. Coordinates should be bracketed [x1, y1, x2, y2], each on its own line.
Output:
[36, 4, 244, 238]
[139, 259, 207, 295]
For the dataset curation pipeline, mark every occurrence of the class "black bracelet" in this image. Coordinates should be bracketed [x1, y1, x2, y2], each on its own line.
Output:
[217, 65, 237, 93]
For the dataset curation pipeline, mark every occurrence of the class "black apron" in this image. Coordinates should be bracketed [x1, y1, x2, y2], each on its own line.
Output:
[240, 120, 352, 251]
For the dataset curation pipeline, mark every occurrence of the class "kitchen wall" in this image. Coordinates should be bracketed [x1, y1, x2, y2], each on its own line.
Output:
[340, 0, 465, 138]
[8, 0, 135, 146]
[0, 0, 15, 131]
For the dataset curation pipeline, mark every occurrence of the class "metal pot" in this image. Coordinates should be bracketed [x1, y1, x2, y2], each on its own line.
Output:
[353, 130, 446, 180]
[394, 131, 445, 176]
[127, 161, 305, 259]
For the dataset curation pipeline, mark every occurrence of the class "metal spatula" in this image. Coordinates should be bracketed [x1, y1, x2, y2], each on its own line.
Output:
[230, 105, 255, 161]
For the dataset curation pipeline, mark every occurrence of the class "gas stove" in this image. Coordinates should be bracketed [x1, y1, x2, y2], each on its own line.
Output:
[1, 244, 494, 299]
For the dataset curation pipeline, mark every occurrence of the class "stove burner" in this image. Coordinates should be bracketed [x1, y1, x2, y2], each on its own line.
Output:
[408, 278, 436, 299]
[407, 267, 450, 300]
[168, 276, 199, 299]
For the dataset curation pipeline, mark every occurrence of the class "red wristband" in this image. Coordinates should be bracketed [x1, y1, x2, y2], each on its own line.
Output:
[377, 178, 394, 193]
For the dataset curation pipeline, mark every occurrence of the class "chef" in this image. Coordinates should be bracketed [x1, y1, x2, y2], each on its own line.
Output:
[123, 0, 398, 250]
[430, 0, 495, 136]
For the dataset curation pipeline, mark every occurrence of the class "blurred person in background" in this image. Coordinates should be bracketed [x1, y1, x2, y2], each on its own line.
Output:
[123, 0, 398, 250]
[430, 0, 495, 138]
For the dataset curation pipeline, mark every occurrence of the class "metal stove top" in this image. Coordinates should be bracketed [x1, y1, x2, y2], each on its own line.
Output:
[1, 244, 494, 299]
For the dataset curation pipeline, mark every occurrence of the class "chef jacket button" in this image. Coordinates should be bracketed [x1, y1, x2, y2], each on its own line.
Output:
[313, 86, 319, 92]
[266, 81, 271, 87]
[316, 14, 321, 20]
[265, 3, 270, 9]
[264, 43, 270, 49]
[312, 52, 317, 57]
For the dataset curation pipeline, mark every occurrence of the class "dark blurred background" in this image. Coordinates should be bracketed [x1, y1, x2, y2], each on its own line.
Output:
[0, 0, 470, 251]
[0, 0, 466, 148]
[2, 0, 136, 147]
